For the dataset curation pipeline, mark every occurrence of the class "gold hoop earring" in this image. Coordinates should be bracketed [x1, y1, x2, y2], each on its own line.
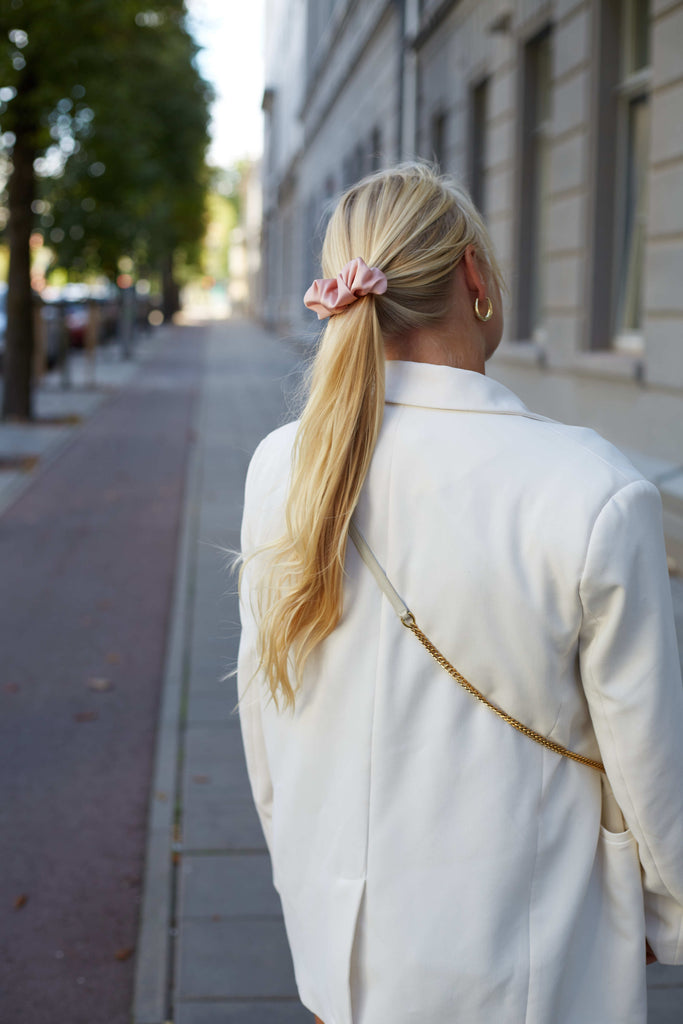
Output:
[474, 296, 493, 322]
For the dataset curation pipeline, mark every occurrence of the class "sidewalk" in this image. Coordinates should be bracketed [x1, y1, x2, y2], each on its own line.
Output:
[130, 320, 683, 1024]
[133, 319, 309, 1024]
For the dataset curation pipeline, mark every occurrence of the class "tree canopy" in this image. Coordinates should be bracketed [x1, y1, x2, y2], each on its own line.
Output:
[0, 0, 213, 417]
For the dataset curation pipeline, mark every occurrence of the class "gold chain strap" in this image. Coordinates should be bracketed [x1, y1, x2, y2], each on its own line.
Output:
[401, 612, 605, 774]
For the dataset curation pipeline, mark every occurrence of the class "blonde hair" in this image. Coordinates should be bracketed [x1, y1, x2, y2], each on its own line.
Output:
[244, 161, 506, 709]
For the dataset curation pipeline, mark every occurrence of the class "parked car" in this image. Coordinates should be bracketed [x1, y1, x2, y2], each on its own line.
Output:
[41, 282, 120, 350]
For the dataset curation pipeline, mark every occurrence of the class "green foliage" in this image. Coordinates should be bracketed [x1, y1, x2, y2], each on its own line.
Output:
[0, 0, 213, 279]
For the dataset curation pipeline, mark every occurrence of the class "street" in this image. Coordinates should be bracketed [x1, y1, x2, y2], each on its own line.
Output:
[0, 324, 206, 1023]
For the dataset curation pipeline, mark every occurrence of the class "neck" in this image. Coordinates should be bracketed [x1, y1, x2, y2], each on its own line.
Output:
[384, 329, 486, 374]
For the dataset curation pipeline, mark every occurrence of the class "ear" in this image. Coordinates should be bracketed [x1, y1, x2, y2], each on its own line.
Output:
[461, 245, 488, 300]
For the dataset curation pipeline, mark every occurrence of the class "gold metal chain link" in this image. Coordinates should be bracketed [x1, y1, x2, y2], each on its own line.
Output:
[401, 613, 605, 774]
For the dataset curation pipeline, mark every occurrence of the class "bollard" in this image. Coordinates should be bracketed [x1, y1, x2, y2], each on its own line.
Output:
[119, 287, 134, 360]
[85, 298, 99, 387]
[32, 299, 47, 380]
[58, 300, 71, 389]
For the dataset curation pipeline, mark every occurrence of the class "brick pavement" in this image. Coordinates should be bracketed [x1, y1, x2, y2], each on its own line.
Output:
[0, 323, 205, 1024]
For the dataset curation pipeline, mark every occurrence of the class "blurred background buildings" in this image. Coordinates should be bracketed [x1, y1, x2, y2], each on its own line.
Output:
[260, 0, 683, 563]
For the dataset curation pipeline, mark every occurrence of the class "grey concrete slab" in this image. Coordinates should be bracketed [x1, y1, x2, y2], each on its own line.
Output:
[186, 694, 242, 726]
[35, 389, 107, 417]
[186, 673, 239, 703]
[176, 919, 298, 999]
[648, 986, 683, 1023]
[647, 963, 683, 987]
[0, 421, 72, 454]
[175, 1000, 311, 1024]
[181, 792, 265, 851]
[179, 853, 281, 918]
[183, 724, 251, 784]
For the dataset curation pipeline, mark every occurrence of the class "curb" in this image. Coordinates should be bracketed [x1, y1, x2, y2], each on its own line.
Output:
[131, 356, 205, 1024]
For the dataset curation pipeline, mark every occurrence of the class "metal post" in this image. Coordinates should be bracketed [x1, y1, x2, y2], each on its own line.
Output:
[59, 300, 71, 389]
[85, 298, 99, 387]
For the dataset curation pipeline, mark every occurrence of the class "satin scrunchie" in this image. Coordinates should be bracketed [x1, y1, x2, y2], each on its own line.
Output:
[303, 257, 388, 320]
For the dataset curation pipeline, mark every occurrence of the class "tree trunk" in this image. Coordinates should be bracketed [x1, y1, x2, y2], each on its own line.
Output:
[2, 128, 36, 421]
[161, 251, 180, 322]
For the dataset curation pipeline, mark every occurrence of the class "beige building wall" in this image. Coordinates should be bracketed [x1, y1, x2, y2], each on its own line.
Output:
[262, 0, 683, 562]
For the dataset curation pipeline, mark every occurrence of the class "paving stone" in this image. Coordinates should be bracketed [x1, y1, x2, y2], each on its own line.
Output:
[183, 724, 251, 785]
[175, 1000, 311, 1024]
[176, 918, 298, 999]
[647, 962, 683, 987]
[647, 985, 683, 1023]
[186, 693, 243, 727]
[179, 853, 280, 918]
[181, 791, 265, 851]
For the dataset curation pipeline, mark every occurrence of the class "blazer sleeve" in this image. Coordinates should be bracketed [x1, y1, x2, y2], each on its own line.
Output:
[236, 444, 274, 855]
[579, 477, 683, 964]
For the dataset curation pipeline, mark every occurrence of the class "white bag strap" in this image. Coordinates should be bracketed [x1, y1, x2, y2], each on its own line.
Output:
[348, 520, 413, 624]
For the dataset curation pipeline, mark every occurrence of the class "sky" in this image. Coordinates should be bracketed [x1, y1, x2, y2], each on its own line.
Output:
[186, 0, 265, 169]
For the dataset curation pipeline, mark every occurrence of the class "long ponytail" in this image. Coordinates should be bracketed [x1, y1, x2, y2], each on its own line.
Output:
[248, 296, 384, 709]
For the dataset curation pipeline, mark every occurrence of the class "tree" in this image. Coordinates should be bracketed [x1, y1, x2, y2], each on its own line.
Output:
[0, 1, 212, 420]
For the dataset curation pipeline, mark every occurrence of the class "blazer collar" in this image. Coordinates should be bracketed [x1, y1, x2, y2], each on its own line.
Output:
[384, 359, 539, 418]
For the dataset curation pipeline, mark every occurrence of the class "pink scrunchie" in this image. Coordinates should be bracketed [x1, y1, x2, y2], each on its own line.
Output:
[303, 257, 388, 320]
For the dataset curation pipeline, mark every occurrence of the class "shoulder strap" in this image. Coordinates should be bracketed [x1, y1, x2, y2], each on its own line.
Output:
[348, 519, 605, 775]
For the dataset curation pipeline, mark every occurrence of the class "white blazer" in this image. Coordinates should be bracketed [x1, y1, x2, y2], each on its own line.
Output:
[238, 360, 683, 1024]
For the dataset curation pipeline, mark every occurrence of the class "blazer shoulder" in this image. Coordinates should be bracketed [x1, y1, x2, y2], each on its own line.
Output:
[244, 420, 299, 516]
[529, 415, 646, 493]
[248, 420, 299, 481]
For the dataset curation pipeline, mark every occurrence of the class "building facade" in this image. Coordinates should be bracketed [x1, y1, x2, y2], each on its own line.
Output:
[261, 0, 683, 562]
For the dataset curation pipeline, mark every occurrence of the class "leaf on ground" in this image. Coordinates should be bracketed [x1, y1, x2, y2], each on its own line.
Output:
[14, 893, 28, 909]
[87, 677, 113, 692]
[105, 652, 121, 665]
[191, 774, 210, 784]
[114, 947, 134, 961]
[172, 851, 181, 866]
[74, 710, 99, 722]
[156, 791, 168, 802]
[4, 683, 20, 694]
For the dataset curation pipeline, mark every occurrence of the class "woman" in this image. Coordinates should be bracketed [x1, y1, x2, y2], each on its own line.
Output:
[237, 163, 683, 1024]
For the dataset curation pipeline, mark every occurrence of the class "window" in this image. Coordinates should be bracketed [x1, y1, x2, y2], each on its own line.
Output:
[589, 0, 651, 351]
[516, 26, 553, 343]
[613, 0, 651, 351]
[469, 77, 489, 216]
